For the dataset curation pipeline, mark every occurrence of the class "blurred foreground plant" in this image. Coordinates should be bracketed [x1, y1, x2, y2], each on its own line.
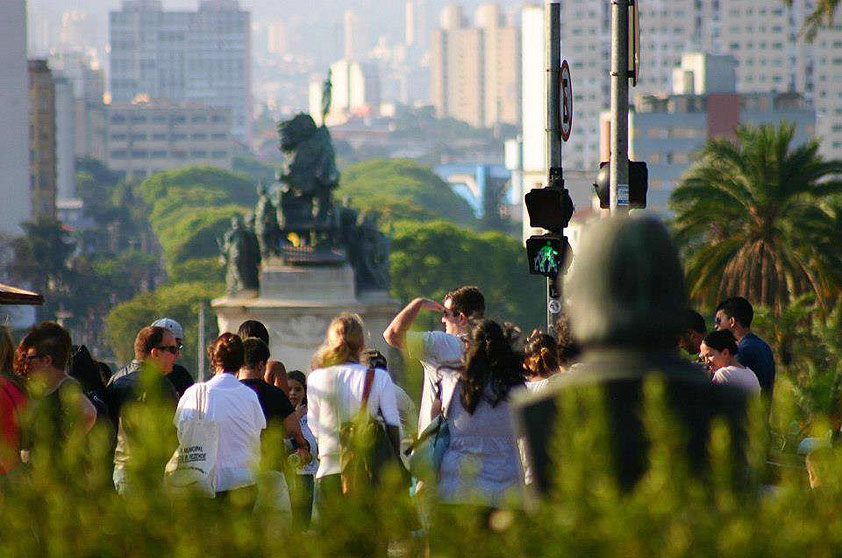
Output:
[2, 376, 842, 557]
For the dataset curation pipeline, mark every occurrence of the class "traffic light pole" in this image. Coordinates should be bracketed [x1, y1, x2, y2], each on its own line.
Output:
[609, 0, 630, 215]
[545, 0, 562, 333]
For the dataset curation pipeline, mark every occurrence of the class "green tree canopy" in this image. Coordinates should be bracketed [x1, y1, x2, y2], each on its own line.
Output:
[389, 220, 544, 331]
[139, 166, 257, 208]
[139, 167, 256, 273]
[105, 281, 223, 369]
[338, 159, 477, 226]
[669, 123, 842, 313]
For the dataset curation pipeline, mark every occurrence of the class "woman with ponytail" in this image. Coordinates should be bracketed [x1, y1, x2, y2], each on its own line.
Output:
[306, 313, 401, 504]
[437, 319, 524, 508]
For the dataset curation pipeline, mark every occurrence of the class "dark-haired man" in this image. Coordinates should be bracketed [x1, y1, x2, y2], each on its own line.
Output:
[679, 309, 707, 360]
[383, 285, 485, 434]
[238, 337, 310, 463]
[18, 322, 97, 463]
[107, 326, 180, 494]
[238, 319, 289, 394]
[715, 296, 775, 397]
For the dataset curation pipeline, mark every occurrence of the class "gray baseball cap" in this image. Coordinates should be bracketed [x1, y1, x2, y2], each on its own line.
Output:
[151, 317, 184, 340]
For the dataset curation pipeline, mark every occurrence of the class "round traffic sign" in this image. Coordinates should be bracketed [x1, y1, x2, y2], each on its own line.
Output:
[560, 60, 573, 142]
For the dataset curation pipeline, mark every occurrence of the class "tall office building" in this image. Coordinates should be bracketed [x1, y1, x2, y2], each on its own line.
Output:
[0, 0, 31, 236]
[477, 4, 520, 127]
[109, 0, 252, 144]
[29, 60, 57, 220]
[431, 4, 520, 128]
[343, 9, 368, 61]
[54, 75, 76, 202]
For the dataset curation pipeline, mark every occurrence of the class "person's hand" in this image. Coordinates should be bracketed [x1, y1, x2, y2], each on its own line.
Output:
[264, 360, 289, 393]
[419, 298, 445, 313]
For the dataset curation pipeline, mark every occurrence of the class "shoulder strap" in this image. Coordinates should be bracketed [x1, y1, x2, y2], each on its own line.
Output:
[361, 367, 376, 410]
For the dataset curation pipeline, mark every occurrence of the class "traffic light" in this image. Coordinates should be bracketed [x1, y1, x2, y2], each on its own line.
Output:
[593, 161, 648, 209]
[526, 234, 571, 278]
[525, 187, 575, 232]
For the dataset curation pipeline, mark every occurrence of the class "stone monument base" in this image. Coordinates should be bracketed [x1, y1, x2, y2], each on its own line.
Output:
[212, 261, 399, 373]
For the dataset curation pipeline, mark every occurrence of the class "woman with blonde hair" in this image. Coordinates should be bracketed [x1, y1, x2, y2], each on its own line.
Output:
[306, 313, 402, 505]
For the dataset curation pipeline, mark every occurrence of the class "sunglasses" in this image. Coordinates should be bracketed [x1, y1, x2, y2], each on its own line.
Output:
[156, 345, 180, 355]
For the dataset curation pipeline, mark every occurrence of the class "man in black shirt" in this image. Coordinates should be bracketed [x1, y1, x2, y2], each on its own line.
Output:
[238, 337, 310, 465]
[151, 318, 195, 398]
[107, 326, 180, 494]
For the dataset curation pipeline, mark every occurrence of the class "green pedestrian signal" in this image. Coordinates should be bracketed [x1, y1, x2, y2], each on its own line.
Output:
[526, 234, 571, 278]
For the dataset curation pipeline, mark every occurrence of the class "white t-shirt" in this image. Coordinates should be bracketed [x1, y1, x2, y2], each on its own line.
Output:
[407, 330, 463, 435]
[306, 363, 401, 479]
[174, 373, 266, 492]
[711, 365, 761, 394]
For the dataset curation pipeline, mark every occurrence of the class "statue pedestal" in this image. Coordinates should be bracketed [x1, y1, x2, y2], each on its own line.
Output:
[212, 260, 399, 372]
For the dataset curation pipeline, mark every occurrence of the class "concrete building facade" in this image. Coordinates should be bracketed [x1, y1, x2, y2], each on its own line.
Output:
[99, 101, 234, 178]
[628, 55, 816, 214]
[431, 3, 519, 128]
[109, 0, 252, 144]
[29, 60, 57, 220]
[0, 0, 32, 236]
[54, 75, 76, 201]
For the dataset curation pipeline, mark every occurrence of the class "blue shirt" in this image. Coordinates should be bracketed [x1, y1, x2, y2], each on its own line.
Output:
[736, 333, 775, 395]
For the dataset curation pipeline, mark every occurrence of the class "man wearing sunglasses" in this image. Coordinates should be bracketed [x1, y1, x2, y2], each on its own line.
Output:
[107, 325, 180, 494]
[151, 318, 194, 398]
[714, 296, 775, 399]
[383, 285, 485, 435]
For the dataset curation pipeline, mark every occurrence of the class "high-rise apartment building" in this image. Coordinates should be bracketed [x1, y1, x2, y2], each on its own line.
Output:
[54, 75, 76, 202]
[0, 0, 31, 236]
[109, 0, 252, 144]
[99, 101, 234, 178]
[29, 60, 57, 220]
[343, 9, 368, 61]
[431, 4, 520, 128]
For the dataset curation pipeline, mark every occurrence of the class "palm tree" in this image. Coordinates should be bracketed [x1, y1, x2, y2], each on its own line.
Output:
[783, 0, 841, 41]
[670, 123, 842, 314]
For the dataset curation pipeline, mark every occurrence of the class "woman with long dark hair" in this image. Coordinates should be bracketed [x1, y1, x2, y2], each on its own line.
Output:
[437, 319, 524, 507]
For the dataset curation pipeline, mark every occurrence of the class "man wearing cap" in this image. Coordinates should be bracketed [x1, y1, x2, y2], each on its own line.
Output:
[107, 325, 181, 494]
[151, 318, 195, 398]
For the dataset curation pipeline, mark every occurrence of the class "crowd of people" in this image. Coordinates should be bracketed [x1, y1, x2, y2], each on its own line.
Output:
[0, 215, 803, 531]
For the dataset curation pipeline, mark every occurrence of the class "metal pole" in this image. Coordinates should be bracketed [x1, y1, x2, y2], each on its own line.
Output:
[197, 302, 206, 381]
[610, 0, 630, 215]
[545, 0, 563, 333]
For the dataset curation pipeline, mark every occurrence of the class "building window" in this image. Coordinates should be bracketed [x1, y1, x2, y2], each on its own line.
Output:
[211, 150, 228, 159]
[110, 150, 128, 159]
[191, 151, 207, 158]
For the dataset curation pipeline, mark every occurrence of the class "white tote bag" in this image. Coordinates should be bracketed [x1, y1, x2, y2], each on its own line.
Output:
[165, 383, 220, 497]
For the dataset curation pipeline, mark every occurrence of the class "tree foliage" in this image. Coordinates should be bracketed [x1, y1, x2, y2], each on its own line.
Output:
[139, 166, 257, 208]
[669, 123, 842, 313]
[389, 220, 544, 332]
[338, 159, 477, 226]
[105, 281, 223, 368]
[783, 0, 841, 41]
[139, 167, 255, 273]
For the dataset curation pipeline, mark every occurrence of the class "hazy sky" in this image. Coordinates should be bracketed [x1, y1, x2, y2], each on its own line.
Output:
[29, 0, 523, 35]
